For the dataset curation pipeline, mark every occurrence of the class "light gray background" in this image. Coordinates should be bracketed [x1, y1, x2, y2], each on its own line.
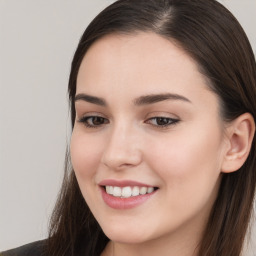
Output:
[0, 0, 256, 253]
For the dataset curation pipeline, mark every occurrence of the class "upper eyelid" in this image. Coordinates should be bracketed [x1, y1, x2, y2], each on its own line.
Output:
[145, 116, 180, 123]
[76, 111, 107, 118]
[76, 111, 181, 121]
[79, 115, 107, 120]
[76, 113, 179, 119]
[78, 115, 108, 122]
[147, 116, 179, 120]
[145, 111, 180, 119]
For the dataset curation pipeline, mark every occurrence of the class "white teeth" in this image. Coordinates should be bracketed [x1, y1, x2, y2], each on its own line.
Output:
[109, 186, 114, 194]
[147, 187, 154, 193]
[122, 186, 132, 198]
[113, 186, 122, 197]
[106, 186, 113, 194]
[132, 186, 140, 196]
[105, 185, 156, 198]
[140, 187, 147, 195]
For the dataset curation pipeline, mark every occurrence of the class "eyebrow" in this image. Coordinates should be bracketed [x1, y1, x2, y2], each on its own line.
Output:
[74, 93, 107, 106]
[133, 93, 191, 105]
[74, 93, 191, 106]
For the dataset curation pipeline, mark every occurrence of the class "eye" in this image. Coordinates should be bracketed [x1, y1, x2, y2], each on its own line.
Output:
[145, 117, 179, 128]
[78, 115, 109, 128]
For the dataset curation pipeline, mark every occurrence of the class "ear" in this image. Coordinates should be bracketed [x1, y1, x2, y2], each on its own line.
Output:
[221, 113, 255, 173]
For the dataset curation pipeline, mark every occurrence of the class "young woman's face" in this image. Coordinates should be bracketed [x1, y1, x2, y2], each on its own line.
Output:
[71, 33, 228, 247]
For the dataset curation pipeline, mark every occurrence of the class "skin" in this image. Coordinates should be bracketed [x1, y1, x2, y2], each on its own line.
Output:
[70, 33, 233, 256]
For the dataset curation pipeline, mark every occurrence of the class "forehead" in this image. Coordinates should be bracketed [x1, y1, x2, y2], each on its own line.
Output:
[79, 32, 198, 80]
[76, 32, 214, 105]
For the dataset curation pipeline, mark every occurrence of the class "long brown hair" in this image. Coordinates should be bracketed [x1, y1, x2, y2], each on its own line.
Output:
[47, 0, 256, 255]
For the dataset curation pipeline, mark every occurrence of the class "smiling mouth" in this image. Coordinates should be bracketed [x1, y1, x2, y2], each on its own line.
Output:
[103, 185, 158, 198]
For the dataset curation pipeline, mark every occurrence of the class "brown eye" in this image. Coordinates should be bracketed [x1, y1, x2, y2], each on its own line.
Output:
[155, 117, 171, 125]
[78, 116, 109, 128]
[146, 117, 179, 128]
[90, 116, 105, 125]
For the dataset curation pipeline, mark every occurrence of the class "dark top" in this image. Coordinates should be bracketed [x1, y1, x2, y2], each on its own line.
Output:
[1, 236, 106, 256]
[0, 240, 47, 256]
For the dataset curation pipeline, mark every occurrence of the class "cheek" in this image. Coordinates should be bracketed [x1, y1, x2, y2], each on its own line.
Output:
[70, 130, 103, 181]
[70, 130, 107, 212]
[145, 124, 224, 196]
[142, 127, 224, 228]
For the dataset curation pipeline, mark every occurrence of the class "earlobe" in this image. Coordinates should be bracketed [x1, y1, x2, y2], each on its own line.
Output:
[221, 113, 255, 173]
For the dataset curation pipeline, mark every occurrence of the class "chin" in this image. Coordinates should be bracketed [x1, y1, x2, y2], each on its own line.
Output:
[102, 224, 153, 244]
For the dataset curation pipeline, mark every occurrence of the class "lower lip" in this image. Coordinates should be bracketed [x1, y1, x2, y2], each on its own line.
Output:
[100, 187, 157, 209]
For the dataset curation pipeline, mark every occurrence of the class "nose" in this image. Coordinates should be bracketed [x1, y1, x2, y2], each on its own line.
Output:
[101, 124, 142, 171]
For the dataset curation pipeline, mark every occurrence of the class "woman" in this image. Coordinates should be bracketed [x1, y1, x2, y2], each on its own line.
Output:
[2, 0, 256, 255]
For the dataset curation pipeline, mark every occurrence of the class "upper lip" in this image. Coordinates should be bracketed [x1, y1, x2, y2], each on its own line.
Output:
[98, 179, 155, 188]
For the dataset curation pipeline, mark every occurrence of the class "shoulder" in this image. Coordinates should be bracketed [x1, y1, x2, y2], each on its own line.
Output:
[0, 240, 47, 256]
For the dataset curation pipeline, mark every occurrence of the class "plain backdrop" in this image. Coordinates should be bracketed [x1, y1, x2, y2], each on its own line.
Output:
[0, 0, 256, 253]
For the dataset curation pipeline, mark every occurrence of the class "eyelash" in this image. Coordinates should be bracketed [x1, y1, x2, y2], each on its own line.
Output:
[78, 116, 109, 128]
[77, 116, 180, 129]
[145, 117, 180, 128]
